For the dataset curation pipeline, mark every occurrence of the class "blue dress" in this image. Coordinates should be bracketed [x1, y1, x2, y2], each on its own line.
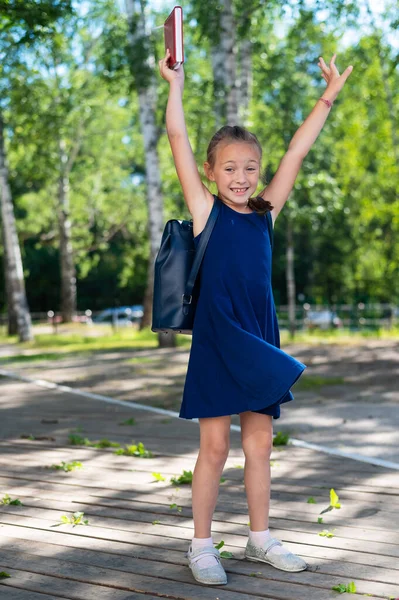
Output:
[179, 196, 306, 420]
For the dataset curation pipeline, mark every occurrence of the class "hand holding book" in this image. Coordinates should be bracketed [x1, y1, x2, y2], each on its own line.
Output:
[159, 48, 184, 90]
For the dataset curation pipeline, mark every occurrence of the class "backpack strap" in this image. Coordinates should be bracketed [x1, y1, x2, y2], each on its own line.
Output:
[182, 196, 221, 313]
[266, 210, 274, 251]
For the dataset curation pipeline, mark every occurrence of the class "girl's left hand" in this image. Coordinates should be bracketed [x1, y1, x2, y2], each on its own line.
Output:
[318, 54, 353, 101]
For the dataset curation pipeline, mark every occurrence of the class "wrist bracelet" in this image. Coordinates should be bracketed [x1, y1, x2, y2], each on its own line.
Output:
[319, 97, 333, 108]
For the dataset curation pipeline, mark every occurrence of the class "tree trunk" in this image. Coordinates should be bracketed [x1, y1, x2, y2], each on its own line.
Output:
[209, 0, 240, 127]
[58, 138, 77, 323]
[286, 217, 296, 339]
[125, 0, 175, 347]
[0, 111, 33, 342]
[237, 38, 253, 125]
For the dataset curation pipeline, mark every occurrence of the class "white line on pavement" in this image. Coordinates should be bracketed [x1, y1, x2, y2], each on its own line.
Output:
[1, 367, 398, 471]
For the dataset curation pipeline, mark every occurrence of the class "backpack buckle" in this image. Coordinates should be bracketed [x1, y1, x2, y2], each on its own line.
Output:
[182, 294, 192, 305]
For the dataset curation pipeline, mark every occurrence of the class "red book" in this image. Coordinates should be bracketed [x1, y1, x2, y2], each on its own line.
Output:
[164, 6, 184, 70]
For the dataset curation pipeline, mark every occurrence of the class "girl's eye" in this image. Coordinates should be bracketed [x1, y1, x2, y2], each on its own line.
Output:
[225, 168, 256, 172]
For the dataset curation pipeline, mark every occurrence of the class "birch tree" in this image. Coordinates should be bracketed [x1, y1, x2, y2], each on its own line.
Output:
[0, 1, 73, 339]
[0, 112, 32, 340]
[124, 0, 176, 347]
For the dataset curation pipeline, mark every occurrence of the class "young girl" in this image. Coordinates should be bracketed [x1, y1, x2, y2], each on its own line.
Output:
[159, 48, 353, 586]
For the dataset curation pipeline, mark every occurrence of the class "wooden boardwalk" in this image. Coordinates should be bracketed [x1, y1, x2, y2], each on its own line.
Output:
[0, 374, 398, 600]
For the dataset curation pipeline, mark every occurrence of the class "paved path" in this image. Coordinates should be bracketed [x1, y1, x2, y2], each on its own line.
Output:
[1, 338, 398, 463]
[0, 374, 398, 599]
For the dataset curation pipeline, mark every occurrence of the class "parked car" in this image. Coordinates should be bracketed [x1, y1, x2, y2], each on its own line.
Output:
[304, 310, 342, 330]
[92, 305, 144, 326]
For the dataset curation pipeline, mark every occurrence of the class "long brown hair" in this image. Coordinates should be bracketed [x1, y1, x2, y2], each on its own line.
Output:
[206, 125, 274, 215]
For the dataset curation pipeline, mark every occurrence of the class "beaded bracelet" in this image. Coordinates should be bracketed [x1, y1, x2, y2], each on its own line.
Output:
[319, 97, 333, 108]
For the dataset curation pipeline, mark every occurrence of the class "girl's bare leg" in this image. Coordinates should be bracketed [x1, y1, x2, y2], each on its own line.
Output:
[192, 415, 231, 537]
[240, 411, 273, 531]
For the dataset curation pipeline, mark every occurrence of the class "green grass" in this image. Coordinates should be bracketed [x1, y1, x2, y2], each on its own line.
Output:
[0, 325, 191, 363]
[280, 327, 399, 345]
[294, 375, 345, 390]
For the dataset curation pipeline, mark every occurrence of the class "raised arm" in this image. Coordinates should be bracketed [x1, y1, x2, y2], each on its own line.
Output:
[259, 54, 353, 222]
[159, 49, 212, 218]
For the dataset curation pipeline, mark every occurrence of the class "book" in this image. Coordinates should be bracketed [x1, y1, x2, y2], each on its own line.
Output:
[164, 6, 184, 70]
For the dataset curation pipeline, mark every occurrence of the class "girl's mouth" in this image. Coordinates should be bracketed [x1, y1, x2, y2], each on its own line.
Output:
[231, 188, 249, 195]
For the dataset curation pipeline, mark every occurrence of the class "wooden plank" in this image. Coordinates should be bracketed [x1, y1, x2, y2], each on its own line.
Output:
[4, 487, 397, 543]
[0, 569, 178, 600]
[0, 512, 398, 572]
[7, 495, 399, 547]
[0, 549, 380, 600]
[0, 466, 397, 503]
[1, 478, 398, 532]
[2, 523, 399, 588]
[0, 587, 64, 600]
[0, 450, 395, 485]
[1, 535, 398, 597]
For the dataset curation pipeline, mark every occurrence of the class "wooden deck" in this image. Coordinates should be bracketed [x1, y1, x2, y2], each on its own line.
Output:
[0, 374, 398, 600]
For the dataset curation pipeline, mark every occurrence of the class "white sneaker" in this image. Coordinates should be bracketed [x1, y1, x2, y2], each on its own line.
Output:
[245, 537, 307, 572]
[187, 544, 228, 585]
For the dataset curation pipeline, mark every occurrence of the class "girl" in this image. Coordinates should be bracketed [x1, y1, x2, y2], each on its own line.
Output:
[159, 48, 353, 586]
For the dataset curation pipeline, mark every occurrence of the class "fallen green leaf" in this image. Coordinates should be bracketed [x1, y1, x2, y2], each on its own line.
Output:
[273, 431, 290, 446]
[119, 418, 136, 426]
[307, 497, 317, 504]
[319, 529, 335, 538]
[170, 470, 193, 485]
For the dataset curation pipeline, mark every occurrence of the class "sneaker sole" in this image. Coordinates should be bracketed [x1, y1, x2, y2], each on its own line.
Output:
[245, 553, 307, 572]
[188, 565, 227, 585]
[189, 572, 227, 585]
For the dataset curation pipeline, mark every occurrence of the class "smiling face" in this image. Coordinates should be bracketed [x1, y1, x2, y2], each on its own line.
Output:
[204, 141, 261, 208]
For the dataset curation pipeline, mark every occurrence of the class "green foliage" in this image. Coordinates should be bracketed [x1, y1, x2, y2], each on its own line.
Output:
[0, 493, 22, 506]
[68, 432, 120, 449]
[169, 503, 182, 512]
[54, 511, 89, 527]
[0, 572, 11, 578]
[332, 582, 356, 593]
[320, 488, 342, 514]
[319, 529, 336, 538]
[51, 461, 83, 472]
[68, 433, 92, 446]
[171, 470, 193, 485]
[273, 431, 290, 446]
[1, 1, 398, 316]
[307, 497, 317, 503]
[114, 442, 153, 457]
[317, 517, 324, 524]
[119, 418, 136, 426]
[151, 472, 165, 482]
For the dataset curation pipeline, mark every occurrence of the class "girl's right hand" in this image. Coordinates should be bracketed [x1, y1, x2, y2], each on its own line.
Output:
[158, 48, 184, 88]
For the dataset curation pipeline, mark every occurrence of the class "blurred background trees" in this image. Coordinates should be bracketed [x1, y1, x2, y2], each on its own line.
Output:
[0, 0, 397, 339]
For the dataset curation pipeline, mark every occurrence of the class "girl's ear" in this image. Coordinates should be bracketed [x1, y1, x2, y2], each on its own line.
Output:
[203, 161, 214, 181]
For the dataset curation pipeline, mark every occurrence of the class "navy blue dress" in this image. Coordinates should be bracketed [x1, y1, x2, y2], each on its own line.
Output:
[179, 196, 306, 420]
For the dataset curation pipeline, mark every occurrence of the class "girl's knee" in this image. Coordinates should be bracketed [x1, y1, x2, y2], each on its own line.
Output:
[242, 436, 272, 461]
[200, 437, 230, 464]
